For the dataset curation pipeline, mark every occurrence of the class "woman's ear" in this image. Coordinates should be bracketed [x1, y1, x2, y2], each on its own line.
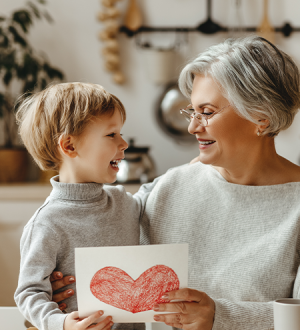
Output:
[58, 135, 78, 158]
[258, 118, 270, 129]
[256, 118, 270, 135]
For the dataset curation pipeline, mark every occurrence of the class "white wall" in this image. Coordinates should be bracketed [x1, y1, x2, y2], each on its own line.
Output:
[1, 0, 300, 175]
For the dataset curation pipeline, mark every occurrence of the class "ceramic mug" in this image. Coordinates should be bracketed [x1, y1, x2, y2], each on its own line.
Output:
[274, 299, 300, 330]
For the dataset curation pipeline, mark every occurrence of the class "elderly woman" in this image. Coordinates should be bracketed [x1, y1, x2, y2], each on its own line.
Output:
[51, 36, 300, 330]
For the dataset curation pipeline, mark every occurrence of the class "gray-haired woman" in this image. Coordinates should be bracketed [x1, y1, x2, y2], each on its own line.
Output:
[51, 36, 300, 330]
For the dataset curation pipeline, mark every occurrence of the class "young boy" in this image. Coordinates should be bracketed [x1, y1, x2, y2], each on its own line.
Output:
[14, 83, 149, 330]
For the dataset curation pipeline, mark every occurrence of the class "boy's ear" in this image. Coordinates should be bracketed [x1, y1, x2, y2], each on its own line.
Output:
[58, 135, 78, 158]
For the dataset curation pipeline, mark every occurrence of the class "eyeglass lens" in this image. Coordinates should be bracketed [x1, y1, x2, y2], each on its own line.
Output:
[180, 107, 208, 127]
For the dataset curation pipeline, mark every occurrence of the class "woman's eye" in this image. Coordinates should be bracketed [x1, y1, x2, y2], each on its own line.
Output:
[202, 107, 214, 115]
[107, 133, 116, 137]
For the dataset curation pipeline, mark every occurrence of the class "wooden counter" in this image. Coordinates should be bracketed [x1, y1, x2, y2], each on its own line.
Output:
[0, 183, 141, 201]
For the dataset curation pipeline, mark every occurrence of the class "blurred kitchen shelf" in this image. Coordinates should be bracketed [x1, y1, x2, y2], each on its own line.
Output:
[120, 22, 298, 38]
[0, 183, 141, 201]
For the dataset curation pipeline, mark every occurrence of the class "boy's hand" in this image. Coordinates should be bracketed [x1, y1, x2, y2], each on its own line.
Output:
[64, 311, 113, 330]
[50, 271, 76, 310]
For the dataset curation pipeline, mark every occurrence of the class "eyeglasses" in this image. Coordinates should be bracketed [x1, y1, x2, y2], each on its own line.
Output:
[180, 104, 231, 127]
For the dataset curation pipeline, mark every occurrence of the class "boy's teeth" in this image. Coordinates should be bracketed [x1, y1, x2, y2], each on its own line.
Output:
[199, 140, 215, 145]
[110, 160, 121, 167]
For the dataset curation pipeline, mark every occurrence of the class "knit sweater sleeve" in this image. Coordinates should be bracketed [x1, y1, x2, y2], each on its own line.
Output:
[134, 175, 164, 224]
[212, 224, 300, 330]
[212, 300, 274, 330]
[14, 215, 67, 330]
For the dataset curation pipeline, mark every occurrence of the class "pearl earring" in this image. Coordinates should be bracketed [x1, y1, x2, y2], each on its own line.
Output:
[257, 130, 261, 136]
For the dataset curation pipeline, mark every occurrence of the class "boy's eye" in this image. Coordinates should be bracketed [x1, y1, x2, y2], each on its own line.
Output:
[107, 133, 123, 137]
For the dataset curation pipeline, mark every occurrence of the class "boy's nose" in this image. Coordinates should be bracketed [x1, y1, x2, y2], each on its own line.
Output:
[120, 137, 128, 151]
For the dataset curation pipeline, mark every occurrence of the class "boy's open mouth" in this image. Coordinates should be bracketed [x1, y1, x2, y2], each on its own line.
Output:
[110, 159, 121, 168]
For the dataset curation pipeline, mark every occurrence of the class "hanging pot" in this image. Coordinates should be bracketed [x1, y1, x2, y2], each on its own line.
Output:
[197, 0, 222, 34]
[156, 83, 195, 143]
[141, 47, 176, 85]
[116, 139, 156, 183]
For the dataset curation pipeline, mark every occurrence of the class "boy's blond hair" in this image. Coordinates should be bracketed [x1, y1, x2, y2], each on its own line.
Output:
[16, 82, 126, 171]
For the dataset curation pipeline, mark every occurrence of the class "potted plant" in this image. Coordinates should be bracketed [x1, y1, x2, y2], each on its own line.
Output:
[0, 0, 64, 182]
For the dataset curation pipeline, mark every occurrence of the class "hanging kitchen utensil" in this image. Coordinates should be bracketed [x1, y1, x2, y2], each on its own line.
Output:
[116, 139, 156, 183]
[142, 48, 176, 85]
[136, 32, 183, 85]
[156, 83, 196, 144]
[227, 0, 244, 38]
[98, 0, 126, 84]
[197, 0, 222, 34]
[257, 0, 275, 44]
[124, 0, 143, 32]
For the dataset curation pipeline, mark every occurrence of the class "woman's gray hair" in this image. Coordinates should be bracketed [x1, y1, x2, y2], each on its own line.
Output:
[178, 36, 300, 137]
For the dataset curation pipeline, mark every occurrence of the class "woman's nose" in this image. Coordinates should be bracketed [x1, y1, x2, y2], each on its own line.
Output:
[188, 119, 206, 135]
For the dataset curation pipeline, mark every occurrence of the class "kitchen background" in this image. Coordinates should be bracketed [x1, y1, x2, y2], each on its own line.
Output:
[1, 0, 300, 178]
[1, 0, 300, 326]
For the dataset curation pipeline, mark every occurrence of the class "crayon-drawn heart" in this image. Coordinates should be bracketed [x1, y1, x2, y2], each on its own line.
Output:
[90, 265, 180, 313]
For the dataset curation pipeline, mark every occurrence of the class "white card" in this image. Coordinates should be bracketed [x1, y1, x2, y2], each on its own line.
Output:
[75, 244, 188, 323]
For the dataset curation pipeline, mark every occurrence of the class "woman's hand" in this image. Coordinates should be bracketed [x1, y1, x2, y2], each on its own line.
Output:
[64, 310, 113, 330]
[50, 271, 76, 311]
[153, 288, 215, 330]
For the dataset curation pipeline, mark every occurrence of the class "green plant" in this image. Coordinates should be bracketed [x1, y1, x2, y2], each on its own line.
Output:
[0, 0, 64, 148]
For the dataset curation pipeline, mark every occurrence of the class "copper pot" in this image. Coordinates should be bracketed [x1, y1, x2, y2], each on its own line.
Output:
[0, 148, 28, 182]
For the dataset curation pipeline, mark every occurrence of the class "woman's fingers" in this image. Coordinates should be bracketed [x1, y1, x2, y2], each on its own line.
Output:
[50, 271, 76, 308]
[154, 312, 190, 325]
[52, 288, 74, 303]
[165, 322, 184, 329]
[154, 301, 200, 314]
[50, 271, 63, 282]
[58, 303, 67, 311]
[153, 289, 215, 330]
[162, 288, 205, 303]
[51, 274, 76, 303]
[51, 275, 76, 292]
[154, 310, 213, 330]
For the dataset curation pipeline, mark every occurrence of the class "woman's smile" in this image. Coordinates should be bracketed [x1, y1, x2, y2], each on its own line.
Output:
[197, 138, 216, 149]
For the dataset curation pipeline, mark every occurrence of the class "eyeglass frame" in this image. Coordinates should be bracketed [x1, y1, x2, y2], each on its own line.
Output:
[180, 103, 231, 127]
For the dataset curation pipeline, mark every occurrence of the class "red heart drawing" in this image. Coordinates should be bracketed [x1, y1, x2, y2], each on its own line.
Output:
[90, 265, 180, 313]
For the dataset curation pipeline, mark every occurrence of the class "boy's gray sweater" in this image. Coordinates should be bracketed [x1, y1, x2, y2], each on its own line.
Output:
[15, 177, 147, 330]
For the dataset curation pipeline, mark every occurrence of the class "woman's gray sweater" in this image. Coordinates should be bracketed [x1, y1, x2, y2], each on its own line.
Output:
[15, 177, 148, 330]
[140, 161, 300, 330]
